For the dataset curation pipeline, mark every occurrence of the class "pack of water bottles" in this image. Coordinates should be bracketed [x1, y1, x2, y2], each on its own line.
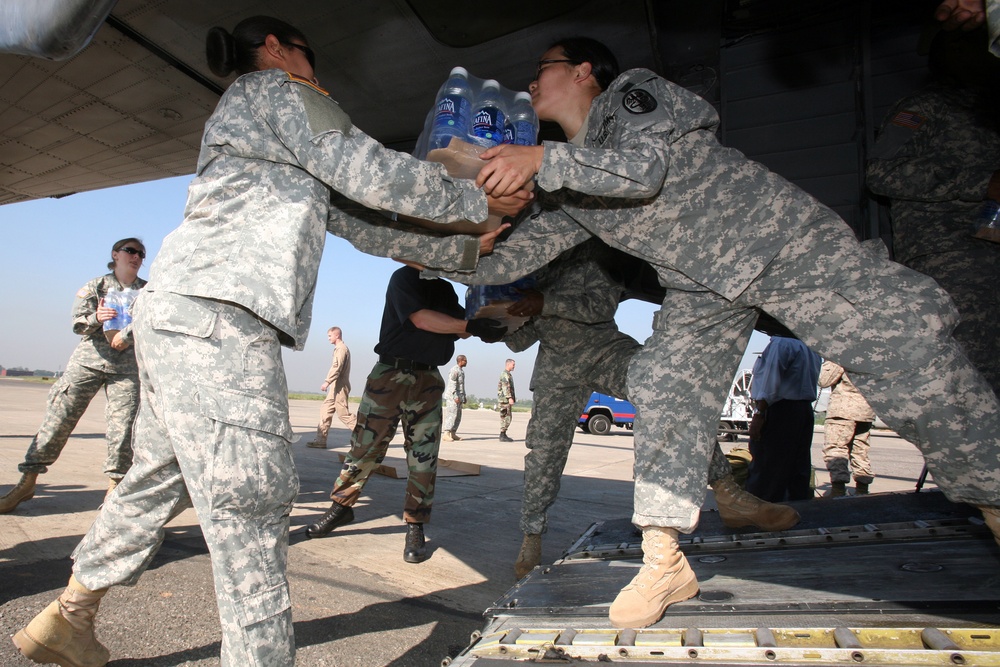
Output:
[102, 288, 138, 343]
[414, 66, 539, 181]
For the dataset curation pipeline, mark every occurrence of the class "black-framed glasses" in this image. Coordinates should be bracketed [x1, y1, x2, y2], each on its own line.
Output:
[283, 42, 316, 68]
[118, 246, 145, 259]
[534, 58, 578, 79]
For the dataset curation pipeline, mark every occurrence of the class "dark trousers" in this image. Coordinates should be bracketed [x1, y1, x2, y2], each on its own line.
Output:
[746, 399, 815, 502]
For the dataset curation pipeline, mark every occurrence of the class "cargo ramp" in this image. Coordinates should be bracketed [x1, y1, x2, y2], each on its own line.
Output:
[447, 491, 1000, 665]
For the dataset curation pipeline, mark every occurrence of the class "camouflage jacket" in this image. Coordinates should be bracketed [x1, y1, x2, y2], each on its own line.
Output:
[66, 272, 147, 374]
[503, 242, 632, 390]
[866, 83, 1000, 264]
[498, 369, 515, 403]
[148, 69, 486, 349]
[434, 68, 835, 301]
[443, 364, 466, 401]
[818, 360, 875, 422]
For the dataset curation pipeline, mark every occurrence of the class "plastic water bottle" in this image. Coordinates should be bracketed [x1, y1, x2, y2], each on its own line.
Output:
[429, 66, 473, 151]
[502, 119, 515, 145]
[509, 91, 539, 146]
[469, 80, 507, 148]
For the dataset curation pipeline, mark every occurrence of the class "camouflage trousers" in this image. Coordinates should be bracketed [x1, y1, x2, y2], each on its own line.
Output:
[19, 360, 138, 478]
[906, 249, 1000, 398]
[330, 363, 444, 524]
[823, 418, 874, 485]
[314, 385, 357, 444]
[71, 291, 298, 667]
[632, 211, 1000, 531]
[498, 405, 513, 433]
[522, 333, 733, 535]
[442, 397, 462, 433]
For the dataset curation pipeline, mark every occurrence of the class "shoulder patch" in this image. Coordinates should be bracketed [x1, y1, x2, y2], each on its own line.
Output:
[286, 71, 330, 97]
[622, 88, 657, 114]
[889, 110, 925, 130]
[285, 72, 352, 135]
[76, 287, 90, 299]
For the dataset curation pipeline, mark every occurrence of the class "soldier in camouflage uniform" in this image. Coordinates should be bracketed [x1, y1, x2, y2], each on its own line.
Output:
[0, 238, 146, 515]
[441, 354, 467, 441]
[506, 237, 800, 579]
[497, 359, 517, 440]
[866, 28, 1000, 395]
[305, 266, 505, 564]
[431, 36, 1000, 629]
[12, 17, 528, 667]
[819, 360, 877, 497]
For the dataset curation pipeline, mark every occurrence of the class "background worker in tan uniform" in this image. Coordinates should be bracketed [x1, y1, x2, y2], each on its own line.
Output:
[820, 360, 877, 497]
[11, 15, 529, 667]
[0, 237, 147, 514]
[307, 326, 356, 448]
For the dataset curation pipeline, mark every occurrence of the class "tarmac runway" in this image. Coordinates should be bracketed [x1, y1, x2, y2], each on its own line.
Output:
[0, 377, 933, 666]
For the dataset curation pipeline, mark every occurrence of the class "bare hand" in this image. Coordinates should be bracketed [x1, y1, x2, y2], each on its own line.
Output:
[454, 397, 462, 405]
[110, 332, 130, 351]
[934, 0, 986, 30]
[476, 144, 545, 197]
[321, 382, 329, 392]
[486, 188, 534, 219]
[506, 288, 543, 317]
[96, 298, 116, 323]
[478, 223, 511, 255]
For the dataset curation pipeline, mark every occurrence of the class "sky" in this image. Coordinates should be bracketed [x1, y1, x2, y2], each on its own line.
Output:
[0, 174, 769, 399]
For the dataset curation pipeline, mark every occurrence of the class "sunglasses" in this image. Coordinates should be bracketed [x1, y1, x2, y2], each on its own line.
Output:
[534, 58, 578, 80]
[283, 42, 316, 69]
[118, 246, 145, 259]
[253, 40, 316, 69]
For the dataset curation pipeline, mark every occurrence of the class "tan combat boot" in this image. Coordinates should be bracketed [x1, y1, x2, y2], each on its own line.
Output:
[609, 526, 699, 628]
[711, 474, 800, 531]
[514, 534, 542, 580]
[13, 575, 110, 667]
[979, 506, 1000, 550]
[441, 431, 455, 442]
[0, 472, 38, 514]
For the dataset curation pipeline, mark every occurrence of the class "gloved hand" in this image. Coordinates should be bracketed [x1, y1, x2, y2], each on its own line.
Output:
[466, 318, 507, 343]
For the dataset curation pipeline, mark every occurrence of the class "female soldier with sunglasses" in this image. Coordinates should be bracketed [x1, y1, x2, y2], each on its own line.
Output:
[0, 237, 147, 514]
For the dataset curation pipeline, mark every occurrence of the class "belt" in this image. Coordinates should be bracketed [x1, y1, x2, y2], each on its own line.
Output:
[378, 355, 435, 372]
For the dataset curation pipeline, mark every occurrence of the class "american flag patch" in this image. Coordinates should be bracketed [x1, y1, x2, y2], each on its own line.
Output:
[890, 110, 925, 129]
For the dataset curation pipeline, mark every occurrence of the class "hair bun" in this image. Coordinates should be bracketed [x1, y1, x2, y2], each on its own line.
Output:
[206, 26, 237, 77]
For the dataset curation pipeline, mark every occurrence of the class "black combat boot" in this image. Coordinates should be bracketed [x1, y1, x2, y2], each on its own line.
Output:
[498, 432, 514, 442]
[305, 503, 354, 538]
[403, 523, 427, 563]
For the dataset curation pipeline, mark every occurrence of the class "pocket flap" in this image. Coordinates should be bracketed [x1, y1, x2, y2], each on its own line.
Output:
[148, 292, 217, 338]
[199, 386, 294, 441]
[235, 583, 292, 628]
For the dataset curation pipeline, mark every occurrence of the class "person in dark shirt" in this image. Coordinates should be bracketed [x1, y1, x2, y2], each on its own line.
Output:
[304, 266, 505, 562]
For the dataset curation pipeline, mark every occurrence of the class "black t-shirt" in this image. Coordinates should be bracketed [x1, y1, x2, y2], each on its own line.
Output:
[374, 266, 463, 367]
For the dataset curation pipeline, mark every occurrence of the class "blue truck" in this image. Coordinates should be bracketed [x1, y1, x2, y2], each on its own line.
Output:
[578, 392, 635, 435]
